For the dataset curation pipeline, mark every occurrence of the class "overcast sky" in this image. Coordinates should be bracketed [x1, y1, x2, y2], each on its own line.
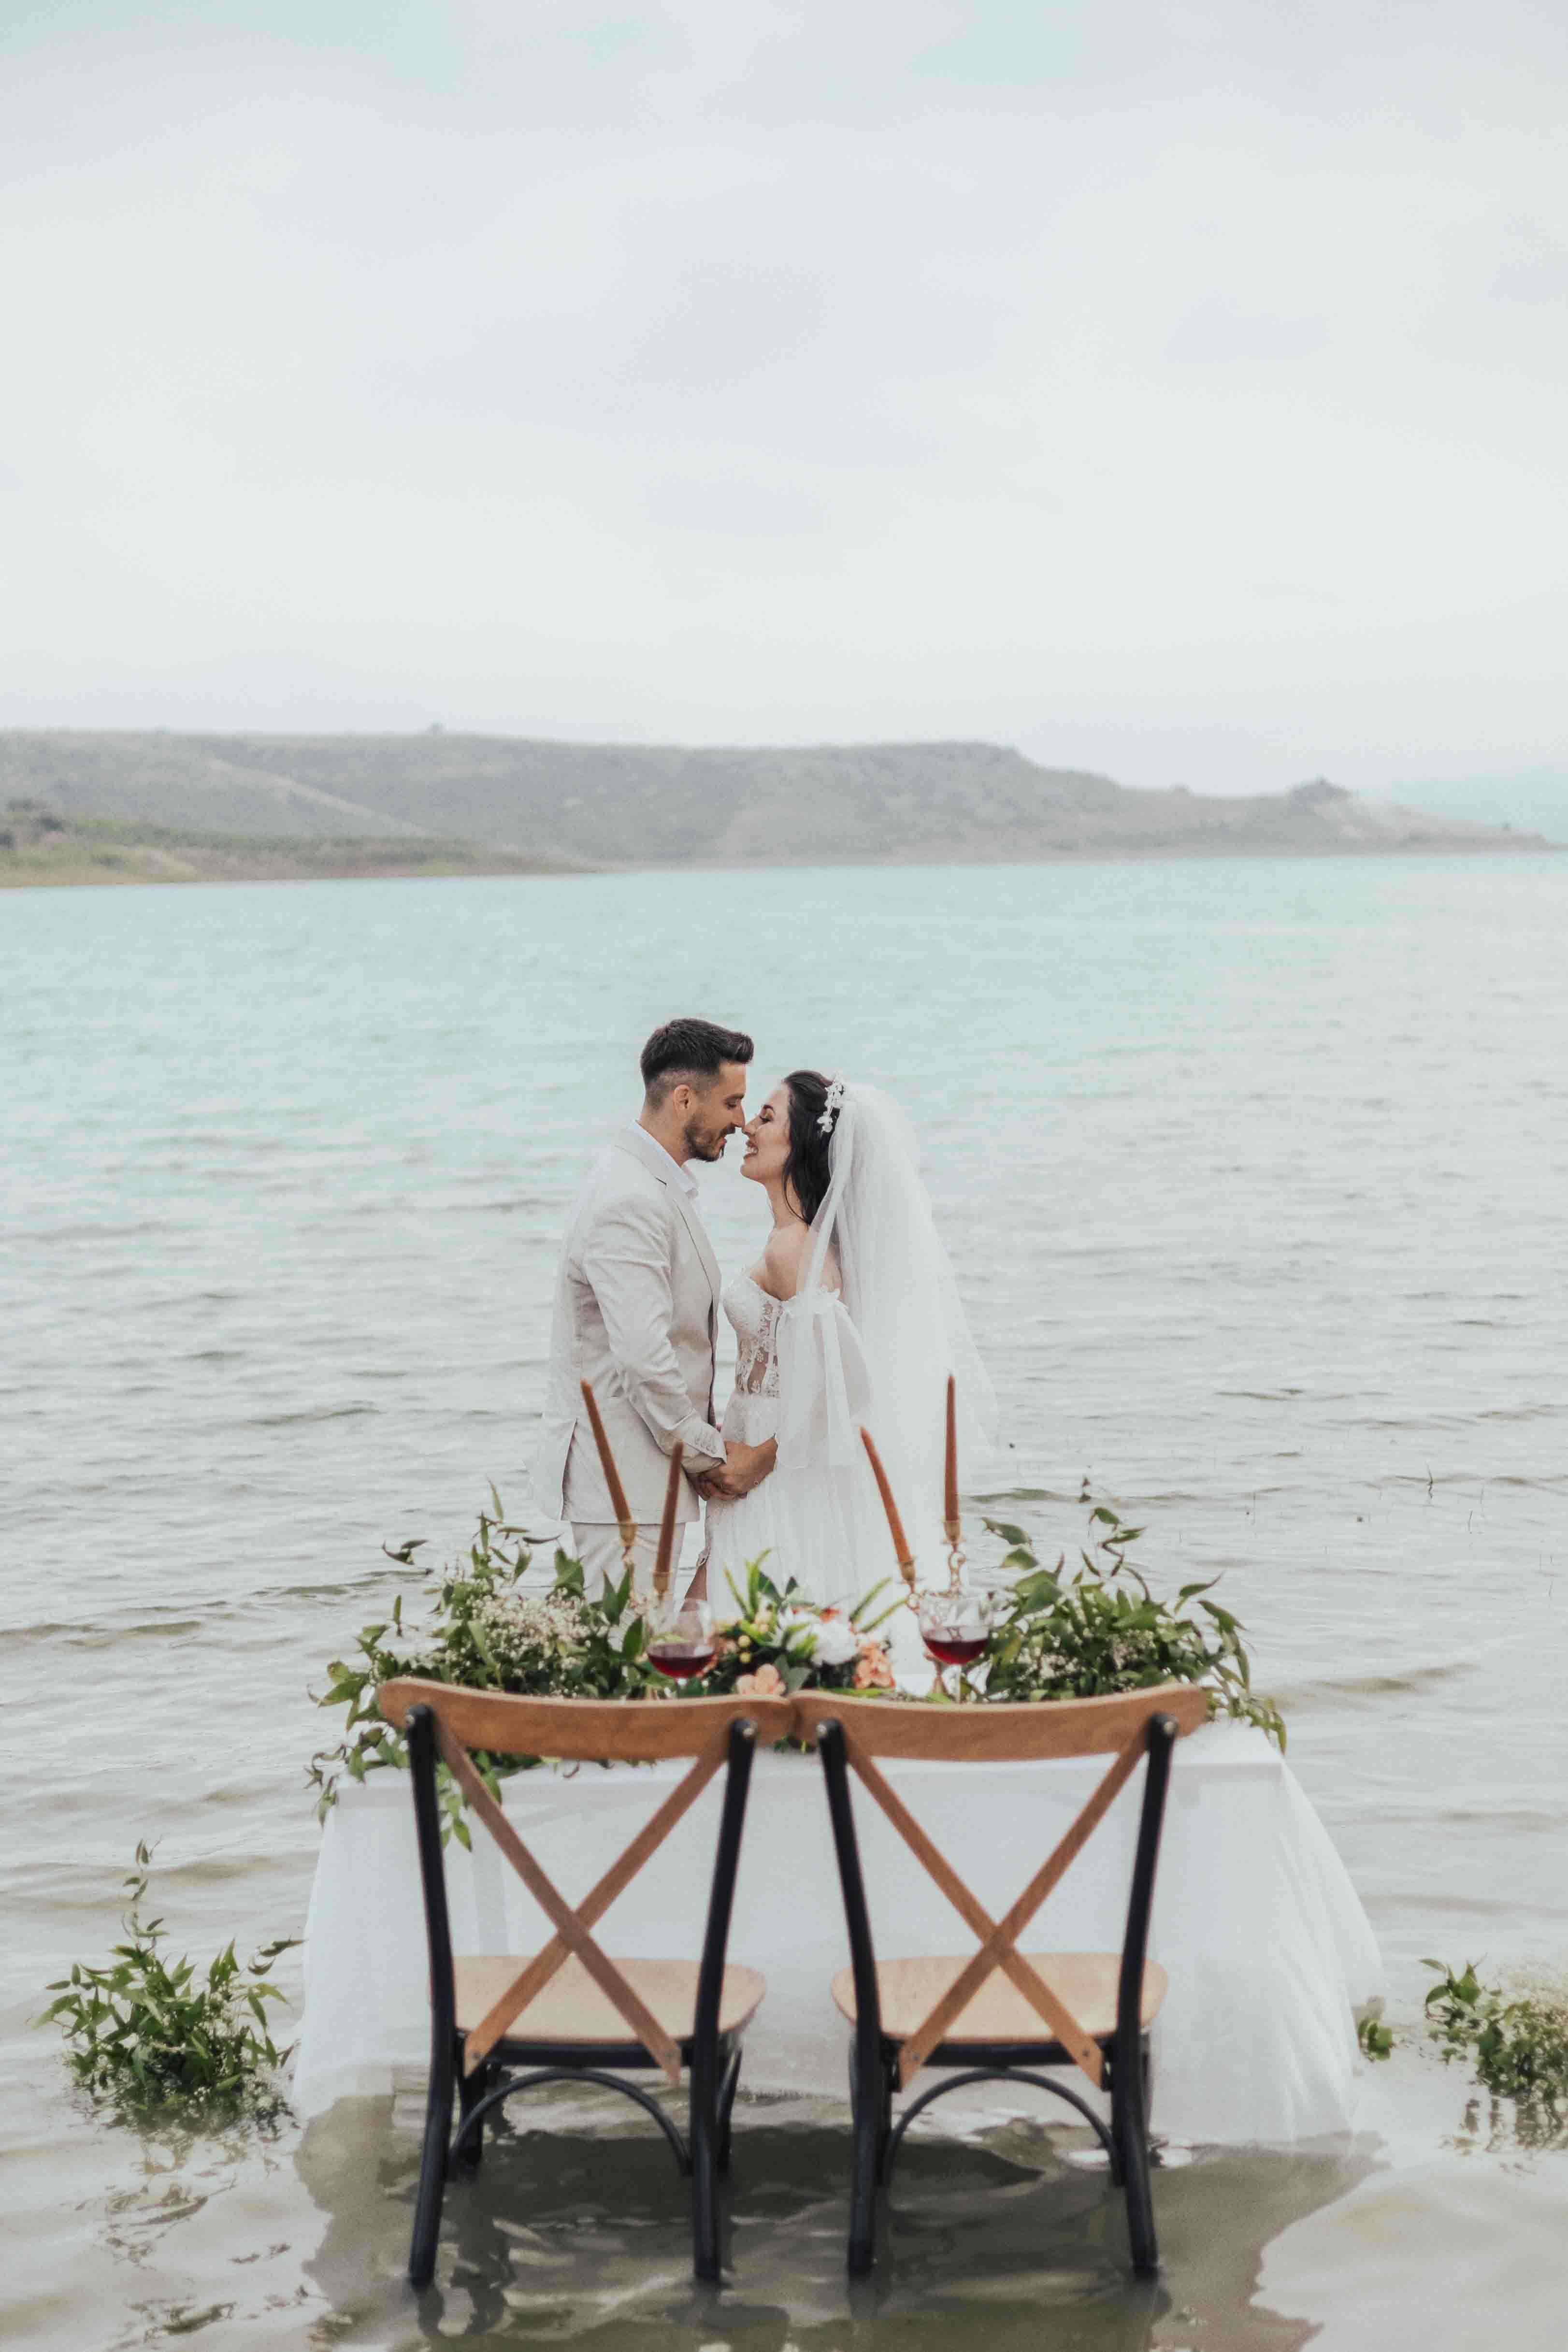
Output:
[2, 1, 1565, 791]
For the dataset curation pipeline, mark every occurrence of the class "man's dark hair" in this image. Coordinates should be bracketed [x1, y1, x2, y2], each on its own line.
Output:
[640, 1017, 754, 1106]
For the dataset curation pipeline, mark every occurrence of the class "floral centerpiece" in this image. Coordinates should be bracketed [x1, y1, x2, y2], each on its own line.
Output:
[695, 1559, 900, 1699]
[309, 1496, 905, 1833]
[309, 1488, 1283, 1837]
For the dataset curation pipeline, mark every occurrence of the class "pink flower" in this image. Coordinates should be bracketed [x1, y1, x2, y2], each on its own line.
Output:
[853, 1642, 895, 1691]
[736, 1662, 785, 1697]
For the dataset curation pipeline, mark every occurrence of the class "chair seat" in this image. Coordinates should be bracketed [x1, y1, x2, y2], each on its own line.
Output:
[830, 1952, 1167, 2046]
[454, 1954, 767, 2046]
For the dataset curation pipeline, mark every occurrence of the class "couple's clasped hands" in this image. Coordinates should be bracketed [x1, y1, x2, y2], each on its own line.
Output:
[693, 1437, 776, 1504]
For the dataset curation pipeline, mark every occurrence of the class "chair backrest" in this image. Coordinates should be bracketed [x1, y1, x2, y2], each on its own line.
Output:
[378, 1678, 797, 1762]
[378, 1679, 794, 2082]
[795, 1684, 1208, 2091]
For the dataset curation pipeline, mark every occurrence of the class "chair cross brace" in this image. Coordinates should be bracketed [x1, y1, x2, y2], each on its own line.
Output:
[837, 1719, 1150, 2089]
[433, 1718, 726, 2084]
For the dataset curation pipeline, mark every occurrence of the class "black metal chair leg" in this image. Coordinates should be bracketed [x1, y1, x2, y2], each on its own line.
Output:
[1121, 2130, 1158, 2275]
[691, 2072, 721, 2282]
[1112, 2044, 1159, 2277]
[1106, 2057, 1126, 2187]
[875, 2051, 894, 2184]
[847, 2029, 881, 2276]
[454, 2057, 493, 2172]
[408, 2038, 455, 2289]
[716, 2041, 743, 2176]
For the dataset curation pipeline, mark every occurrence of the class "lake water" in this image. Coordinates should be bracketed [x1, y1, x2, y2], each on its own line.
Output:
[4, 854, 1567, 2351]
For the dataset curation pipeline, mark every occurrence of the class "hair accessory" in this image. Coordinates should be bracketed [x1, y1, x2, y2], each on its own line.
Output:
[817, 1073, 847, 1135]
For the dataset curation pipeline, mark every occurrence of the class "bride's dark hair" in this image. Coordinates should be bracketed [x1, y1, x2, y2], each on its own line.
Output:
[781, 1069, 835, 1226]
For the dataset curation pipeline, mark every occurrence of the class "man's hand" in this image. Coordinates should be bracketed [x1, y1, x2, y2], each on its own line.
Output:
[694, 1438, 777, 1502]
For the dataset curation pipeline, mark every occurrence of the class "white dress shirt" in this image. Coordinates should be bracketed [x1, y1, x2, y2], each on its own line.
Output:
[630, 1121, 700, 1203]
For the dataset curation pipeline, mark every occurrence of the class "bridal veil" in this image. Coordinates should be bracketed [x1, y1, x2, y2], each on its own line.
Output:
[770, 1082, 996, 1600]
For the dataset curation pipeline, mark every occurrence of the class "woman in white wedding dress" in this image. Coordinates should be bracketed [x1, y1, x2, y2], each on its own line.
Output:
[695, 1070, 995, 1626]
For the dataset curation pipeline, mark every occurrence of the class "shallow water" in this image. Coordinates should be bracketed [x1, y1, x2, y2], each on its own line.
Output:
[4, 854, 1567, 2349]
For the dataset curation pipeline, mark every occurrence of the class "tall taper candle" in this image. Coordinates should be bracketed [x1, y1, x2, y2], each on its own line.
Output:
[653, 1443, 683, 1601]
[944, 1373, 960, 1542]
[860, 1427, 917, 1588]
[579, 1379, 634, 1542]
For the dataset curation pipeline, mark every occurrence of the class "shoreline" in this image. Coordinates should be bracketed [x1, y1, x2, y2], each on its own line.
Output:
[4, 837, 1562, 890]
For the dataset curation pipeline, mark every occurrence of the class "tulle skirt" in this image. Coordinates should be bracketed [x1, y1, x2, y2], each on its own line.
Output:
[701, 1392, 793, 1608]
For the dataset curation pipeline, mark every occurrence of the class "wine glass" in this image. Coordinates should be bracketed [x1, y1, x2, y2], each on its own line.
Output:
[915, 1585, 994, 1701]
[646, 1590, 717, 1683]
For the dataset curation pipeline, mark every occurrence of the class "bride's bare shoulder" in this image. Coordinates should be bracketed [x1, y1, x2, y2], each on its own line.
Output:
[762, 1223, 838, 1301]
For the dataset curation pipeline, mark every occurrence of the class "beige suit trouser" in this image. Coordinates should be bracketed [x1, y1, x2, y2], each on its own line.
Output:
[570, 1521, 702, 1602]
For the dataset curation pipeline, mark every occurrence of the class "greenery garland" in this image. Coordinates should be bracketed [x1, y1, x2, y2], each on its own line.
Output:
[979, 1503, 1286, 1749]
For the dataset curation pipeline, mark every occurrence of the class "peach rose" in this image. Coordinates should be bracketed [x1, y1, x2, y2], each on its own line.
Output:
[853, 1642, 895, 1690]
[736, 1662, 785, 1697]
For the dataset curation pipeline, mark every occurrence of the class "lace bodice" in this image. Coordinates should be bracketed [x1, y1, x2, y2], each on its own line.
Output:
[724, 1272, 781, 1398]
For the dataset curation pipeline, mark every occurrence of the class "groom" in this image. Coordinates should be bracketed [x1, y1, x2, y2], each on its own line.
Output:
[532, 1017, 777, 1595]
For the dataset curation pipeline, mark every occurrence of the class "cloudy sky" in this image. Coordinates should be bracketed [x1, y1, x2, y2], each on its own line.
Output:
[2, 0, 1565, 790]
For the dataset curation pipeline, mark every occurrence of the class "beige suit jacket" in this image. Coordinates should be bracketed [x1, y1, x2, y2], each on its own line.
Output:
[532, 1128, 728, 1525]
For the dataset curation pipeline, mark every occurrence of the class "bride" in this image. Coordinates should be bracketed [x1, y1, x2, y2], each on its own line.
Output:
[693, 1070, 995, 1620]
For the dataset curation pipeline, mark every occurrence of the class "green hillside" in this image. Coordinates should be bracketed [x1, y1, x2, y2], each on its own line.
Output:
[0, 730, 1549, 886]
[0, 804, 567, 888]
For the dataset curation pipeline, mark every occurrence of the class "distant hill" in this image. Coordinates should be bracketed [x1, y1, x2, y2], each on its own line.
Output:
[0, 730, 1550, 885]
[0, 807, 569, 889]
[1380, 769, 1568, 845]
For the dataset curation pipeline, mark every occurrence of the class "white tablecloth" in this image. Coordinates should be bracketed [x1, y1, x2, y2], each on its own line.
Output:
[292, 1721, 1382, 2145]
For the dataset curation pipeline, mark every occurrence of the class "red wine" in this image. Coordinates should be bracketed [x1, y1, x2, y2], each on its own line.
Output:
[649, 1644, 716, 1681]
[923, 1633, 988, 1667]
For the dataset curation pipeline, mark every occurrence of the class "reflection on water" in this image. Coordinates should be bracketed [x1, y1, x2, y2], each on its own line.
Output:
[12, 2063, 1561, 2350]
[293, 2086, 1371, 2352]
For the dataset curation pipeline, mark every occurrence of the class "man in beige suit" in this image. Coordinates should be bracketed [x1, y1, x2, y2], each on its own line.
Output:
[532, 1018, 777, 1595]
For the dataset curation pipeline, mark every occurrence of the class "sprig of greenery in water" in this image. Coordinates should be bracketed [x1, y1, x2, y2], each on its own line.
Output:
[1424, 1960, 1568, 2104]
[979, 1503, 1286, 1749]
[38, 1846, 297, 2116]
[1357, 2012, 1395, 2060]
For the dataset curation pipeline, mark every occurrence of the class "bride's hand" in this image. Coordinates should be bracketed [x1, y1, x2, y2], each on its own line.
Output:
[696, 1439, 777, 1501]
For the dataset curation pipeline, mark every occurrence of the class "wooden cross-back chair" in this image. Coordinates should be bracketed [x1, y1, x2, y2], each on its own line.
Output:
[793, 1684, 1209, 2279]
[377, 1679, 794, 2288]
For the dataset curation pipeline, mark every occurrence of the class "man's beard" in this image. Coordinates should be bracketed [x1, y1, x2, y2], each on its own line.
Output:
[684, 1120, 729, 1162]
